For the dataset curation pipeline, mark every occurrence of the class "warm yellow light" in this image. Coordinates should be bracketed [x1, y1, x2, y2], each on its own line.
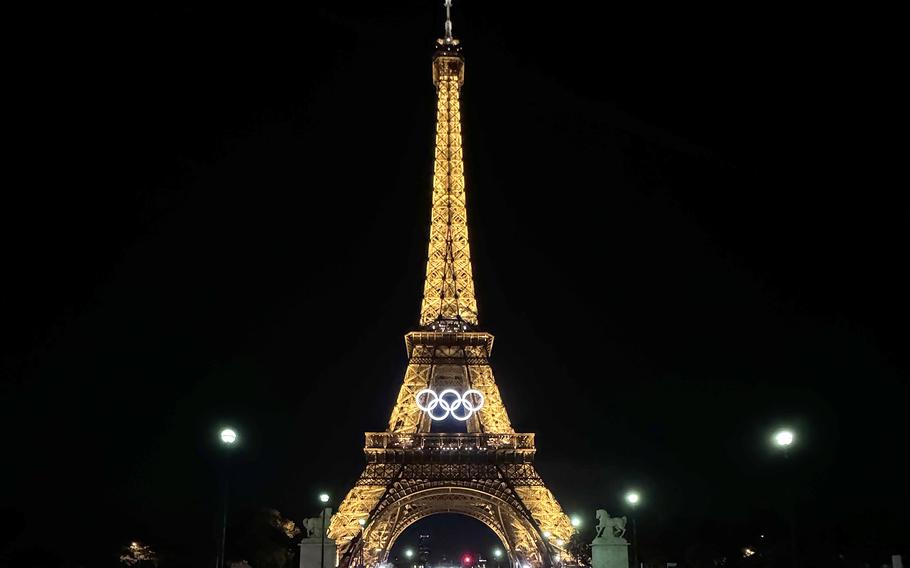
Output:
[743, 548, 756, 557]
[325, 30, 576, 567]
[420, 59, 477, 327]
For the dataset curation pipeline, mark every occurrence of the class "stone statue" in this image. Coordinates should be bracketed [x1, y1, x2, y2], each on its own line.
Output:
[609, 515, 627, 539]
[594, 509, 627, 541]
[302, 517, 324, 538]
[591, 509, 629, 568]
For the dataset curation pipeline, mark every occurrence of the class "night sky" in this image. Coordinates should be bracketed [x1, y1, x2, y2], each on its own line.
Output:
[3, 3, 907, 567]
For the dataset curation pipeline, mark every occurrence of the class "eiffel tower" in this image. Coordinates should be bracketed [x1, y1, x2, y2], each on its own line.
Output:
[328, 6, 574, 568]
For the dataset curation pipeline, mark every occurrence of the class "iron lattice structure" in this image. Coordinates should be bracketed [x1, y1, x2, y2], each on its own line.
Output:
[419, 34, 477, 328]
[329, 31, 573, 568]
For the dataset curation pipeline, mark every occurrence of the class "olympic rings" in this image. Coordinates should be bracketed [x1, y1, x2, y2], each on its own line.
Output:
[415, 388, 485, 421]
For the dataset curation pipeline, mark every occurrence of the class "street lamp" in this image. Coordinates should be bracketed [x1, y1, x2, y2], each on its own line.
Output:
[319, 493, 331, 568]
[570, 515, 582, 528]
[624, 491, 641, 568]
[772, 427, 799, 568]
[220, 428, 237, 444]
[773, 428, 795, 451]
[217, 427, 238, 568]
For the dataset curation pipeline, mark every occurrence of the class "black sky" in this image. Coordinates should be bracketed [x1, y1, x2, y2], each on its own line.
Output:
[2, 3, 907, 567]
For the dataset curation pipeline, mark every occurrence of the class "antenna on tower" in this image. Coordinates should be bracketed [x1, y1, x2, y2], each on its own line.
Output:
[444, 0, 453, 41]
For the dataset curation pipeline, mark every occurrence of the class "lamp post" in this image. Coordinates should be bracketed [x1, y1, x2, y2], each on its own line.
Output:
[773, 428, 794, 454]
[320, 493, 330, 568]
[492, 547, 502, 568]
[624, 491, 640, 568]
[217, 427, 238, 568]
[772, 428, 798, 568]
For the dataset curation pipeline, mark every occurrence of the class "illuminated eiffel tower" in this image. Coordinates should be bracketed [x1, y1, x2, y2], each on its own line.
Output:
[329, 5, 574, 567]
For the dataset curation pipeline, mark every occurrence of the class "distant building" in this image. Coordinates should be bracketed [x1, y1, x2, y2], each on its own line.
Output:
[418, 534, 431, 568]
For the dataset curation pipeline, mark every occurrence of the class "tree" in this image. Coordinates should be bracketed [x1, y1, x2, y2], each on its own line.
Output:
[120, 541, 158, 567]
[228, 508, 302, 568]
[566, 532, 591, 567]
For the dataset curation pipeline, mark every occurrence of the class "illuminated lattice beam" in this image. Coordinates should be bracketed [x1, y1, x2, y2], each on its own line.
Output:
[420, 49, 478, 327]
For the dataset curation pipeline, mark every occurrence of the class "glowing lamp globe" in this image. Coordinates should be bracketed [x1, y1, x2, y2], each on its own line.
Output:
[773, 429, 795, 447]
[319, 493, 330, 503]
[625, 491, 640, 506]
[220, 428, 237, 444]
[570, 515, 582, 527]
[405, 549, 414, 559]
[492, 548, 502, 558]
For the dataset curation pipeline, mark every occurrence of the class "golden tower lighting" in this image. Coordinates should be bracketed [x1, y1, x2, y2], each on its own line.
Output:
[328, 5, 574, 568]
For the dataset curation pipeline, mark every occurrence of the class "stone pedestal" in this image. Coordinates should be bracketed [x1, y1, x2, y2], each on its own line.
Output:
[299, 537, 337, 568]
[591, 538, 629, 568]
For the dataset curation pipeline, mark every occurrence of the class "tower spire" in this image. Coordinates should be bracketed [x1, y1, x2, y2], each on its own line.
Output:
[420, 3, 476, 330]
[444, 0, 454, 41]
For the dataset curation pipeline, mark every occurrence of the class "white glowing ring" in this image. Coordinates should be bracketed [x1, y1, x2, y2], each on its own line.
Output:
[415, 388, 485, 421]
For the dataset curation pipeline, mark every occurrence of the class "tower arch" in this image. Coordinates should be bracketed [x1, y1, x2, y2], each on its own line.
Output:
[363, 486, 549, 568]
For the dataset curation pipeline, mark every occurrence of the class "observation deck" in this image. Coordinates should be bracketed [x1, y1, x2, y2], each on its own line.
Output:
[405, 331, 494, 357]
[364, 432, 536, 463]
